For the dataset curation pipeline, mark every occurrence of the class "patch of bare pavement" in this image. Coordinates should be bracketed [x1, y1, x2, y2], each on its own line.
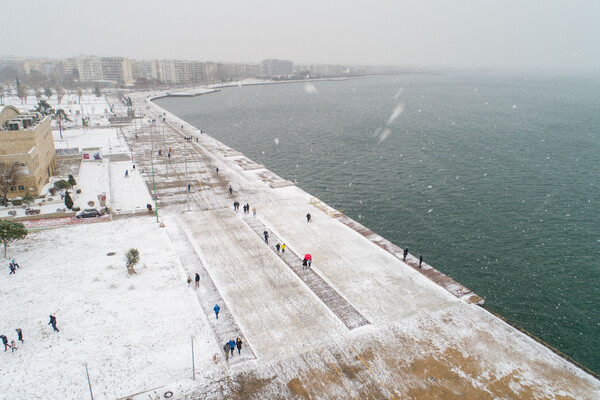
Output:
[124, 92, 599, 399]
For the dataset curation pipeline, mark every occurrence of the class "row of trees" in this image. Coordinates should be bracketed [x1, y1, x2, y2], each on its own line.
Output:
[0, 82, 102, 106]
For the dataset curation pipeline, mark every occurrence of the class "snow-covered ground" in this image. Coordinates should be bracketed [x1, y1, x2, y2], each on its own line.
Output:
[0, 90, 598, 399]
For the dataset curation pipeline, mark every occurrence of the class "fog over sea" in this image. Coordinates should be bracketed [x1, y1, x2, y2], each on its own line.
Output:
[156, 72, 600, 373]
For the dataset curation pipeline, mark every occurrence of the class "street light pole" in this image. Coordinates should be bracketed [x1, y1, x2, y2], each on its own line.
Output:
[150, 119, 159, 222]
[83, 363, 94, 400]
[185, 137, 190, 211]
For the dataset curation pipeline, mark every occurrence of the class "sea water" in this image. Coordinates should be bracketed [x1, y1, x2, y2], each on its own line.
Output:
[156, 71, 600, 373]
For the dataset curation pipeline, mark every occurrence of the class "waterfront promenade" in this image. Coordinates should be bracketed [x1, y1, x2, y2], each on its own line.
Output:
[121, 89, 600, 399]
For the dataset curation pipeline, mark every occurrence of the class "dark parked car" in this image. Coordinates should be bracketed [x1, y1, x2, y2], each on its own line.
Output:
[76, 208, 101, 219]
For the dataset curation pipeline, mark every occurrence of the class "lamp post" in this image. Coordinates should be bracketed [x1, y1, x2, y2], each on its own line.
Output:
[185, 136, 190, 211]
[150, 119, 159, 222]
[83, 362, 94, 400]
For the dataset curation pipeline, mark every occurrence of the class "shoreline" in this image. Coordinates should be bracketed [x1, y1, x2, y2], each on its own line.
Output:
[140, 85, 600, 380]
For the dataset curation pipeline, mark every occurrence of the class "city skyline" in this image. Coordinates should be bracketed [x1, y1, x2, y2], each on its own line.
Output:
[2, 0, 600, 70]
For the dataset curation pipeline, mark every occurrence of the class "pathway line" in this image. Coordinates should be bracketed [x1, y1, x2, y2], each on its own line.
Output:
[346, 341, 396, 400]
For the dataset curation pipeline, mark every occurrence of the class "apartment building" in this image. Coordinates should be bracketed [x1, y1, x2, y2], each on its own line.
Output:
[0, 106, 57, 198]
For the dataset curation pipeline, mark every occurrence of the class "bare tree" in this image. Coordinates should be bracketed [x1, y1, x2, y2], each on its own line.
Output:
[55, 87, 65, 105]
[53, 109, 71, 139]
[0, 163, 22, 207]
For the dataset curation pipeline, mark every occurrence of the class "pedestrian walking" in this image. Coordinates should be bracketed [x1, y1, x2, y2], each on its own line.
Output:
[195, 273, 200, 288]
[132, 164, 135, 170]
[216, 167, 219, 174]
[236, 337, 243, 354]
[11, 259, 19, 269]
[276, 243, 280, 253]
[10, 340, 16, 352]
[15, 328, 23, 343]
[9, 263, 16, 275]
[245, 203, 249, 214]
[281, 243, 286, 253]
[0, 335, 8, 351]
[307, 259, 312, 269]
[223, 342, 230, 361]
[168, 152, 171, 159]
[403, 248, 408, 261]
[125, 170, 128, 177]
[252, 208, 256, 216]
[306, 213, 311, 222]
[187, 276, 192, 287]
[146, 203, 153, 214]
[263, 231, 269, 244]
[214, 304, 220, 319]
[48, 315, 59, 332]
[419, 254, 423, 268]
[229, 339, 235, 356]
[229, 185, 233, 195]
[302, 258, 308, 269]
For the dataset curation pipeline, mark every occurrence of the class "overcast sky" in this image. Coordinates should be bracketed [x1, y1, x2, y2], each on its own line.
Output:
[2, 0, 599, 69]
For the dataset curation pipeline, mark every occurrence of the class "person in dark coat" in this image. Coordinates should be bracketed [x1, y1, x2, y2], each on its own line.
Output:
[146, 203, 153, 213]
[0, 335, 8, 351]
[11, 259, 19, 269]
[263, 231, 268, 244]
[229, 339, 236, 356]
[403, 248, 408, 261]
[302, 258, 308, 269]
[236, 337, 243, 354]
[15, 328, 23, 343]
[229, 185, 233, 195]
[275, 243, 280, 253]
[306, 213, 311, 222]
[419, 254, 423, 268]
[214, 304, 220, 319]
[216, 167, 219, 174]
[245, 203, 249, 214]
[49, 315, 59, 332]
[9, 263, 16, 274]
[223, 342, 230, 361]
[195, 273, 200, 288]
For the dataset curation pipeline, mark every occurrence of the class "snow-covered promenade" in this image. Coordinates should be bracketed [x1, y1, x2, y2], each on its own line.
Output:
[1, 88, 598, 399]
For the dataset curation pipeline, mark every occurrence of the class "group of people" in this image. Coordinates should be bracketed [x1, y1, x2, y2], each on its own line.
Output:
[187, 273, 201, 288]
[8, 259, 19, 275]
[233, 201, 251, 213]
[402, 248, 424, 268]
[223, 338, 243, 361]
[275, 243, 286, 253]
[1, 328, 23, 352]
[302, 256, 312, 270]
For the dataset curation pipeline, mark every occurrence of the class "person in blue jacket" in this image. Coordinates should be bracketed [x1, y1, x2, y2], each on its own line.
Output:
[228, 339, 236, 356]
[214, 304, 220, 319]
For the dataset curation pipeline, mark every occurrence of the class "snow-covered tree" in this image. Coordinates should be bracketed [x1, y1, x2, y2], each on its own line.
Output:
[125, 248, 140, 275]
[0, 220, 28, 257]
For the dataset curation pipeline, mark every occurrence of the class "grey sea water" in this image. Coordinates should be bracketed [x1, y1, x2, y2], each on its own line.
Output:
[156, 72, 600, 373]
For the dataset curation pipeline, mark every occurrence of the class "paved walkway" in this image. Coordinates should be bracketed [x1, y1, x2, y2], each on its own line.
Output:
[164, 216, 255, 365]
[242, 212, 370, 331]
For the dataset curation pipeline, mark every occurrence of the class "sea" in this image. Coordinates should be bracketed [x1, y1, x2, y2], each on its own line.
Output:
[155, 71, 600, 374]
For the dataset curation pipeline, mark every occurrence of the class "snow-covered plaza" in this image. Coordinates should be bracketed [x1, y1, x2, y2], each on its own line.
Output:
[0, 90, 598, 399]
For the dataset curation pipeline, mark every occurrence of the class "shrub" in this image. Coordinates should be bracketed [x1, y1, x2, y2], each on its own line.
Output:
[64, 191, 74, 209]
[11, 199, 23, 206]
[76, 189, 82, 194]
[22, 193, 35, 206]
[72, 206, 81, 211]
[68, 174, 77, 186]
[49, 188, 57, 196]
[125, 248, 140, 275]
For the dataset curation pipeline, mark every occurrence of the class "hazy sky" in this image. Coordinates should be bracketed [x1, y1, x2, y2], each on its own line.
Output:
[3, 0, 600, 69]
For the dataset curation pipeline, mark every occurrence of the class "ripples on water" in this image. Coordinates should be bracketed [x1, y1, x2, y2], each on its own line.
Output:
[156, 72, 600, 373]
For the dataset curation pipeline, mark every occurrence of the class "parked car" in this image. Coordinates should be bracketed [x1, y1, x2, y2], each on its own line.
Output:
[76, 208, 101, 219]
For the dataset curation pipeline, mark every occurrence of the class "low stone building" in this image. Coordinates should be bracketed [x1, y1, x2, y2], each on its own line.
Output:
[0, 105, 57, 199]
